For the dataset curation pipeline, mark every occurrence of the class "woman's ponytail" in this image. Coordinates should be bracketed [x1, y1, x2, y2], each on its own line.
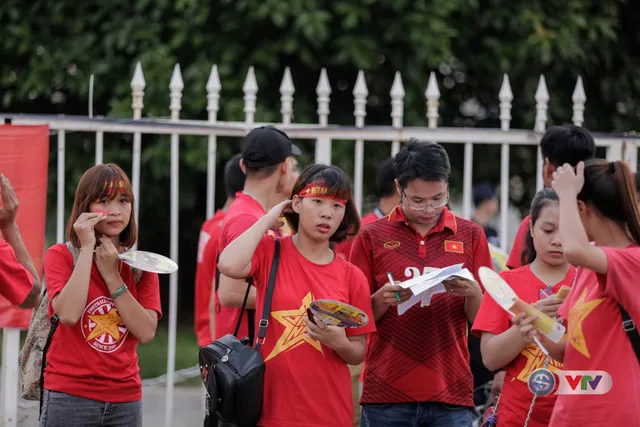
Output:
[612, 161, 640, 244]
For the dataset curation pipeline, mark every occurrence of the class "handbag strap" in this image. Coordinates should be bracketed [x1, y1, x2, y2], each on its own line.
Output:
[233, 277, 253, 338]
[219, 250, 256, 343]
[618, 304, 640, 364]
[256, 239, 281, 350]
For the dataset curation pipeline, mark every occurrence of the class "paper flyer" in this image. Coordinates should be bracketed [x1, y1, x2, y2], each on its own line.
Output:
[396, 264, 476, 315]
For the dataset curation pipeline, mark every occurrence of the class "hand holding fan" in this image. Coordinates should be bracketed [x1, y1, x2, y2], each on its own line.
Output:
[478, 267, 565, 343]
[308, 299, 369, 328]
[118, 250, 179, 274]
[91, 208, 178, 274]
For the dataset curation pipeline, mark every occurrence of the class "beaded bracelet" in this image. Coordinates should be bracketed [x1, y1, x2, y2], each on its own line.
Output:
[111, 284, 128, 300]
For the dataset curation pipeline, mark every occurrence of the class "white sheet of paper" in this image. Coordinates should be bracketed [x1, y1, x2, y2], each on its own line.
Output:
[420, 284, 446, 306]
[419, 268, 476, 306]
[397, 293, 423, 315]
[410, 264, 465, 296]
[396, 265, 477, 313]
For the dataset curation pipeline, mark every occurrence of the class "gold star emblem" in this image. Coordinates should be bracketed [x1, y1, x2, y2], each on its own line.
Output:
[264, 292, 322, 362]
[516, 342, 563, 382]
[85, 309, 123, 342]
[452, 244, 458, 250]
[567, 288, 605, 358]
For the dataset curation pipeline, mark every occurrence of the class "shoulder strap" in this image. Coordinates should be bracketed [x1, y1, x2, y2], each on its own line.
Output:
[40, 242, 78, 412]
[255, 239, 281, 350]
[233, 277, 254, 338]
[65, 241, 81, 264]
[131, 267, 143, 285]
[618, 304, 640, 364]
[222, 249, 255, 343]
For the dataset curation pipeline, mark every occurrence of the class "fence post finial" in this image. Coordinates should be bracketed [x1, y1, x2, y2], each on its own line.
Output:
[425, 72, 440, 129]
[572, 76, 586, 127]
[390, 71, 405, 129]
[280, 67, 295, 125]
[243, 66, 258, 125]
[499, 74, 513, 131]
[534, 74, 549, 132]
[131, 62, 146, 119]
[169, 64, 184, 121]
[353, 70, 369, 128]
[390, 71, 405, 155]
[353, 70, 368, 216]
[206, 65, 221, 123]
[316, 68, 331, 127]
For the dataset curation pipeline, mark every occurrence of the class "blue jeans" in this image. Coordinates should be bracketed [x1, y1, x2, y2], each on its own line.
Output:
[40, 390, 142, 427]
[361, 402, 473, 427]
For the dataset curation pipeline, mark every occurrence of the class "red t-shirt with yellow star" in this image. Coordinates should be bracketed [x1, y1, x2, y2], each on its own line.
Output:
[43, 243, 162, 402]
[472, 265, 575, 427]
[248, 235, 376, 427]
[550, 245, 640, 427]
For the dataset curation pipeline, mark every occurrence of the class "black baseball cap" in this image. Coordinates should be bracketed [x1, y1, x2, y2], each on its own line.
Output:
[242, 126, 301, 168]
[473, 182, 497, 207]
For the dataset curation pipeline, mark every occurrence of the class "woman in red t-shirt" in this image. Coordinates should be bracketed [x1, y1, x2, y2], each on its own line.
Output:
[41, 164, 162, 427]
[516, 159, 640, 426]
[218, 164, 376, 427]
[473, 188, 575, 427]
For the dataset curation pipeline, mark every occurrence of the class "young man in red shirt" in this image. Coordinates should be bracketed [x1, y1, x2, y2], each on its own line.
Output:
[506, 125, 596, 269]
[335, 156, 400, 260]
[0, 173, 41, 308]
[350, 140, 493, 426]
[216, 126, 300, 342]
[193, 153, 245, 347]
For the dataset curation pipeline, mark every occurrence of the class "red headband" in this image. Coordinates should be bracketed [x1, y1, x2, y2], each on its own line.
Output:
[297, 182, 347, 205]
[103, 179, 127, 196]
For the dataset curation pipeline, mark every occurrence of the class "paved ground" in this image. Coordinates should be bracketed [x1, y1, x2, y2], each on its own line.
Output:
[8, 366, 364, 427]
[14, 385, 206, 427]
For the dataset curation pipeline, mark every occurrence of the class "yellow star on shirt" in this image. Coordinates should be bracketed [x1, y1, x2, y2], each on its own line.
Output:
[264, 292, 322, 362]
[567, 288, 605, 358]
[516, 343, 563, 382]
[85, 309, 123, 343]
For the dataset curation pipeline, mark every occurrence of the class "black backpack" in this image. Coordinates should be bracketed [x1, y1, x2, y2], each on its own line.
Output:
[199, 239, 280, 427]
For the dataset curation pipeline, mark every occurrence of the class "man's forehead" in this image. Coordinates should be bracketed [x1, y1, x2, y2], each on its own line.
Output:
[404, 180, 447, 198]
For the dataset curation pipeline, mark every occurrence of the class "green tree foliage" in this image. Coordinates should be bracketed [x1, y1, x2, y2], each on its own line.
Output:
[1, 0, 638, 317]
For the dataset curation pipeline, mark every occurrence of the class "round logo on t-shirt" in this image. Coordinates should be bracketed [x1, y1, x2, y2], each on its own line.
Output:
[81, 296, 129, 353]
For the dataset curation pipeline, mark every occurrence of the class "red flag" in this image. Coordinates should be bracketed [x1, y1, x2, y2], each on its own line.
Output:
[0, 125, 49, 329]
[444, 240, 464, 254]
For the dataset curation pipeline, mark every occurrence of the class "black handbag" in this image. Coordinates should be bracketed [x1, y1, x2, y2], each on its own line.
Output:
[199, 239, 280, 427]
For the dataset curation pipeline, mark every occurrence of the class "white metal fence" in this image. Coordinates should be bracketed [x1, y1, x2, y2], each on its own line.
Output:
[1, 62, 639, 427]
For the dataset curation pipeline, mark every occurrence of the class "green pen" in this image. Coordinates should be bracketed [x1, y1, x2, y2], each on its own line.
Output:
[387, 272, 401, 301]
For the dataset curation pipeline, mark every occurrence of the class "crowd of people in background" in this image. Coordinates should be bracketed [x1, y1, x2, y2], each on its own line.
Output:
[1, 123, 638, 427]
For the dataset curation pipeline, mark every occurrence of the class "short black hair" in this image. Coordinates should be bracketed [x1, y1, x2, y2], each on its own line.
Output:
[394, 139, 451, 188]
[540, 125, 596, 168]
[224, 153, 246, 198]
[377, 157, 397, 198]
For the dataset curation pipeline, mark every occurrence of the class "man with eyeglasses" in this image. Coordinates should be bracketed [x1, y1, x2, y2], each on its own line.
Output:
[350, 139, 493, 427]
